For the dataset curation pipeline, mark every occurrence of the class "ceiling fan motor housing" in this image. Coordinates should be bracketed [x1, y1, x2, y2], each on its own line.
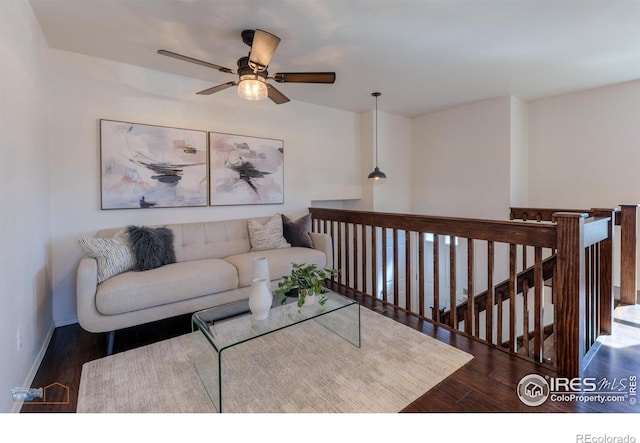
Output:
[237, 56, 267, 78]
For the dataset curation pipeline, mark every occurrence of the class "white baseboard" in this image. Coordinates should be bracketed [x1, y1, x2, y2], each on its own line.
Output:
[54, 316, 78, 327]
[10, 322, 55, 413]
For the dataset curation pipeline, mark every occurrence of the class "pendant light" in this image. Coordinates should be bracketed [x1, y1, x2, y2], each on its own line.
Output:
[367, 92, 387, 184]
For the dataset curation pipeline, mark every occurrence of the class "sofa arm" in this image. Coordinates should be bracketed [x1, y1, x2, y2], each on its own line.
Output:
[76, 256, 101, 332]
[310, 232, 333, 269]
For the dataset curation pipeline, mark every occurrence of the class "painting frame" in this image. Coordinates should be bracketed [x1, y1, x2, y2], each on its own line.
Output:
[100, 119, 209, 210]
[209, 131, 284, 206]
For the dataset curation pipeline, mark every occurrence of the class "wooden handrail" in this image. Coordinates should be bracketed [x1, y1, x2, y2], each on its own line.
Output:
[311, 208, 557, 248]
[511, 206, 622, 226]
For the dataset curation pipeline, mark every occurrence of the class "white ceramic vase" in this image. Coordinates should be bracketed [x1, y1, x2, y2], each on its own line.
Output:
[252, 256, 270, 281]
[249, 277, 272, 320]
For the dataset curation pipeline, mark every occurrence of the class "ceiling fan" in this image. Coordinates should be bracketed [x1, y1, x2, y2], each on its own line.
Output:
[158, 29, 336, 104]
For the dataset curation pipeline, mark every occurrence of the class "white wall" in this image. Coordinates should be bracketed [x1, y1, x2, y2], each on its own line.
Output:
[528, 80, 640, 287]
[0, 1, 54, 413]
[47, 49, 362, 326]
[510, 96, 529, 207]
[411, 96, 512, 220]
[528, 80, 640, 209]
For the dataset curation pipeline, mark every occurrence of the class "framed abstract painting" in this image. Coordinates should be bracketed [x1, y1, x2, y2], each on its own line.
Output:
[100, 120, 208, 209]
[209, 132, 284, 206]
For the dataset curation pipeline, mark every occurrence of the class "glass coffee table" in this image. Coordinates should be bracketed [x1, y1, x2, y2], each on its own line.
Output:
[191, 290, 360, 412]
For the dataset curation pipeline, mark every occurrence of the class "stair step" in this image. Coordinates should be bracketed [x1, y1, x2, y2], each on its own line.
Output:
[518, 331, 556, 363]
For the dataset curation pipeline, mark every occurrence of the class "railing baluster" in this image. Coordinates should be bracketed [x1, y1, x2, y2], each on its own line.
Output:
[466, 238, 474, 335]
[405, 230, 412, 312]
[449, 236, 457, 329]
[509, 244, 517, 352]
[337, 221, 343, 285]
[329, 220, 336, 281]
[533, 247, 544, 362]
[419, 233, 425, 317]
[393, 228, 399, 306]
[497, 288, 504, 347]
[344, 223, 353, 286]
[474, 301, 480, 338]
[487, 241, 494, 345]
[352, 223, 359, 291]
[522, 278, 530, 357]
[592, 244, 599, 346]
[587, 246, 595, 348]
[433, 234, 440, 322]
[361, 224, 367, 296]
[372, 227, 378, 299]
[382, 228, 388, 301]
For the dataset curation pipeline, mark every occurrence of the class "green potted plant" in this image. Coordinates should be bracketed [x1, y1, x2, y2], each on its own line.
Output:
[275, 263, 339, 308]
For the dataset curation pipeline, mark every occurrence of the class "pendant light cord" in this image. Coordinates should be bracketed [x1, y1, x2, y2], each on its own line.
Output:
[375, 94, 378, 167]
[373, 92, 381, 168]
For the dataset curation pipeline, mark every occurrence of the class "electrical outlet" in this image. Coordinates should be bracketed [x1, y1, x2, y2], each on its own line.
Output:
[17, 328, 23, 351]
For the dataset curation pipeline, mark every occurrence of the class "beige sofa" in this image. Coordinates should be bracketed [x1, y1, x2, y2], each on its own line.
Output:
[76, 216, 332, 354]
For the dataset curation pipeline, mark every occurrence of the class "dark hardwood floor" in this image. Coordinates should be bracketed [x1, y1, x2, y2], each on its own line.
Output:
[20, 291, 640, 413]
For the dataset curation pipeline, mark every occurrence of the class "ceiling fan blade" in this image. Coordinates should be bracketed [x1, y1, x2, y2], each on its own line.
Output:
[272, 72, 336, 84]
[158, 49, 234, 74]
[267, 84, 290, 104]
[249, 29, 281, 70]
[196, 81, 236, 95]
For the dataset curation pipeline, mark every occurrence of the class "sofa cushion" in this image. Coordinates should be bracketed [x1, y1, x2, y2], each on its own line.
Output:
[224, 247, 327, 288]
[171, 219, 252, 262]
[95, 259, 238, 315]
[77, 229, 136, 283]
[247, 213, 291, 252]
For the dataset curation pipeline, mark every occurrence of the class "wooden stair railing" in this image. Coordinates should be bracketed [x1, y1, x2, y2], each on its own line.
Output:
[440, 254, 557, 327]
[309, 207, 620, 378]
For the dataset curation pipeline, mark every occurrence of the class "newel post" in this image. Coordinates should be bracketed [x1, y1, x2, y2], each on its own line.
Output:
[620, 205, 638, 305]
[553, 212, 587, 379]
[592, 209, 615, 335]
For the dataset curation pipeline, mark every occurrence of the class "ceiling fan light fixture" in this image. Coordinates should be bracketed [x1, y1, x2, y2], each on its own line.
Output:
[158, 29, 336, 105]
[237, 75, 268, 101]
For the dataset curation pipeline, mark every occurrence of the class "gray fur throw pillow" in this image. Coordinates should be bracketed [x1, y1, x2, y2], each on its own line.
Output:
[127, 226, 176, 271]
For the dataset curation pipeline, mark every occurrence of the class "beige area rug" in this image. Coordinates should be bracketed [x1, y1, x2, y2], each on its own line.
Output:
[77, 307, 473, 413]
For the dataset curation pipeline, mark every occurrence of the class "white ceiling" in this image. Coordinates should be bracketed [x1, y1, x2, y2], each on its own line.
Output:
[30, 0, 640, 118]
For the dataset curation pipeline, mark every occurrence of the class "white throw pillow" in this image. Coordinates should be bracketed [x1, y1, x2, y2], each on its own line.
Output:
[77, 229, 136, 283]
[247, 214, 291, 252]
